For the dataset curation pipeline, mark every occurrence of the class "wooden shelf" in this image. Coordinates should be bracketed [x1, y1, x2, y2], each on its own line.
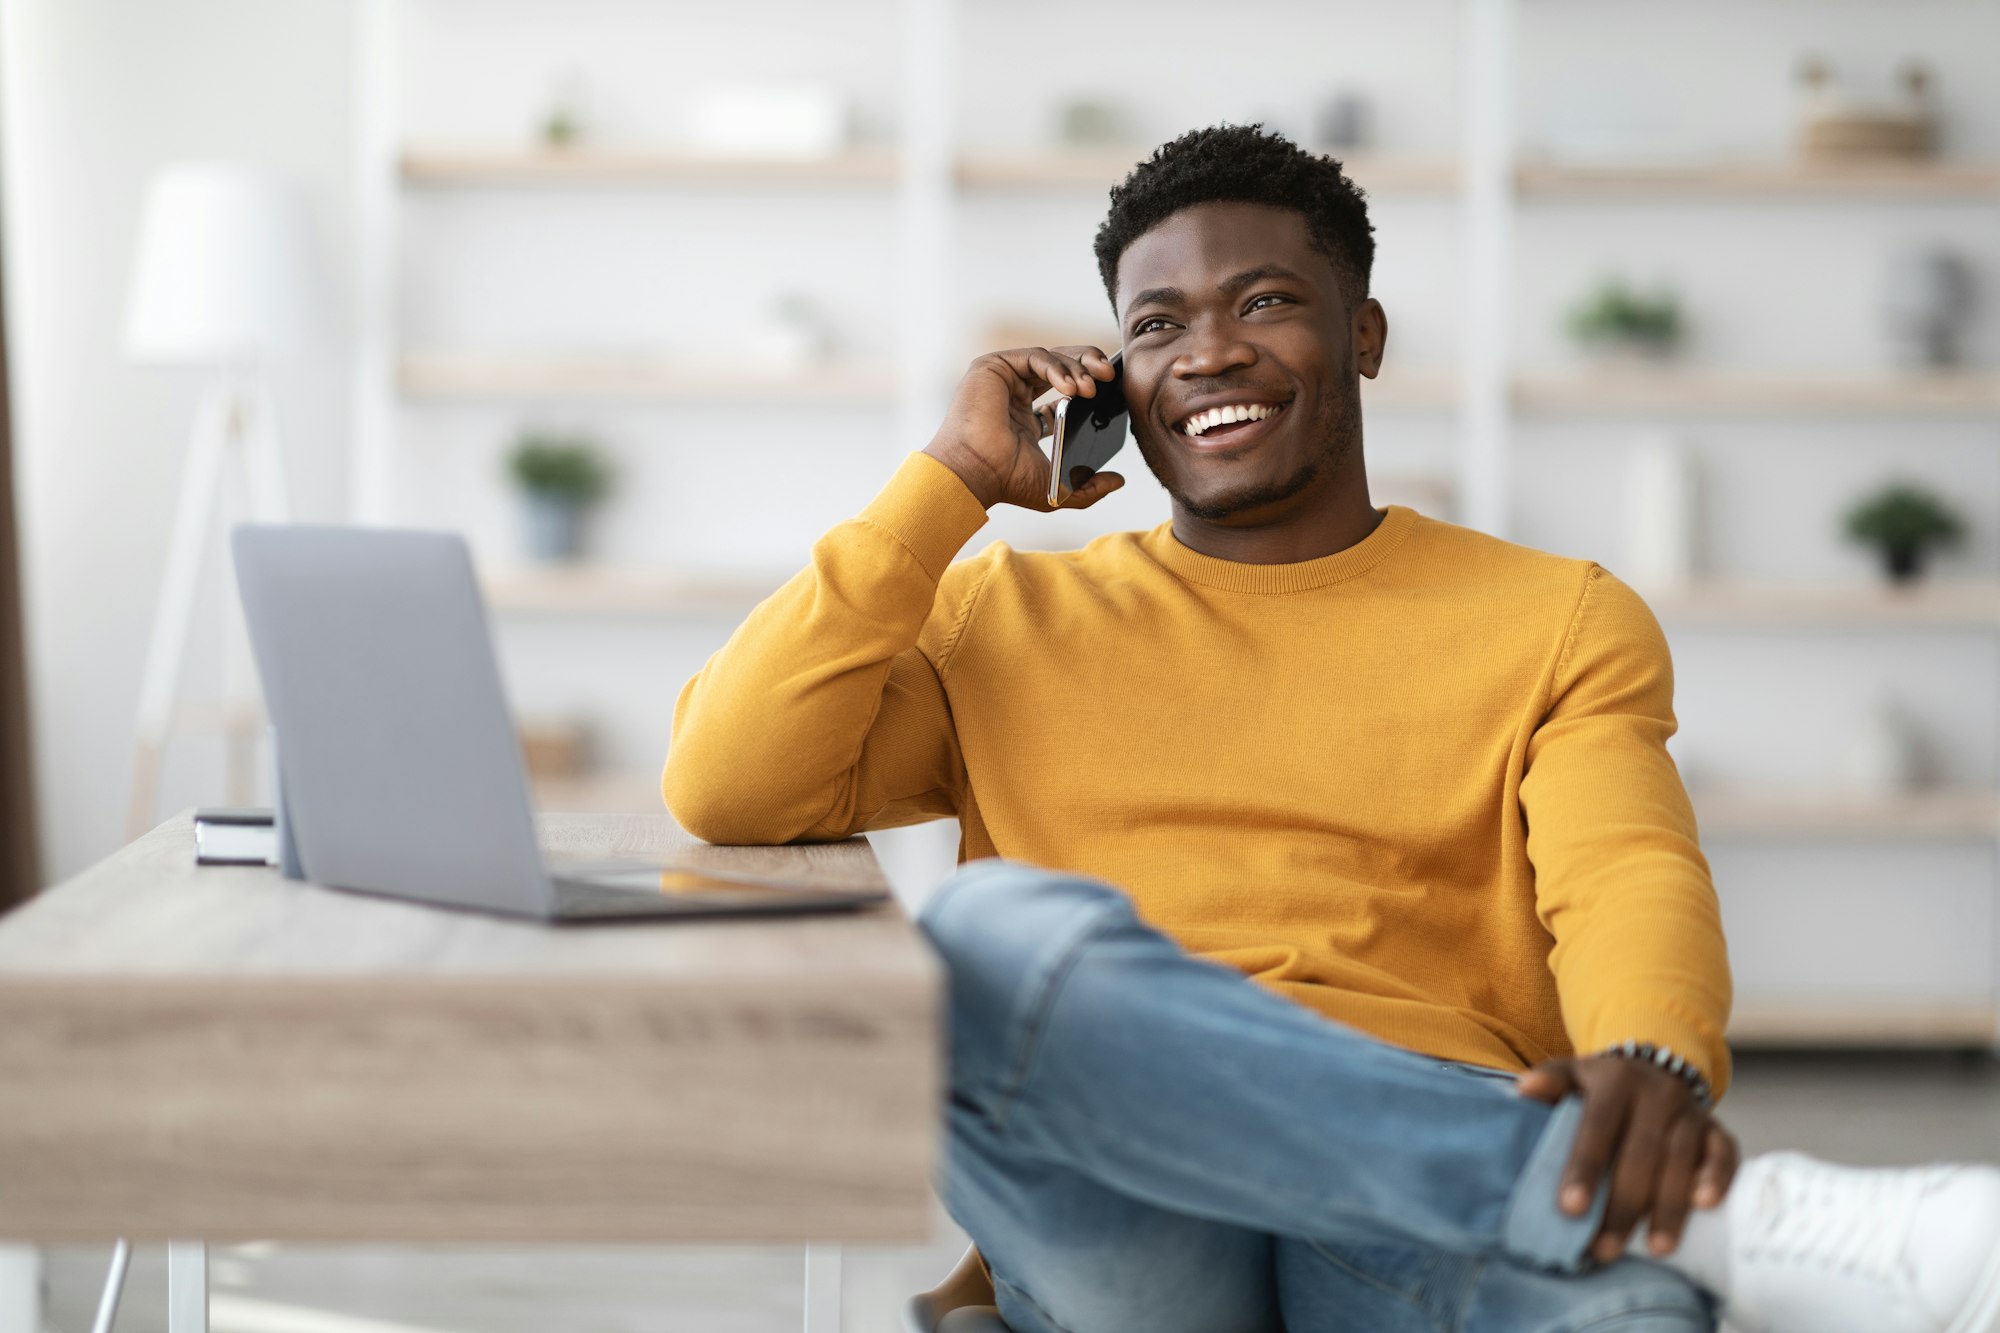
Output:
[400, 354, 898, 405]
[401, 355, 1454, 410]
[400, 149, 2000, 200]
[482, 565, 785, 615]
[530, 772, 669, 814]
[956, 151, 1459, 194]
[401, 147, 900, 187]
[1518, 159, 2000, 199]
[1691, 788, 2000, 838]
[1729, 1001, 1998, 1048]
[167, 702, 266, 736]
[1513, 370, 2000, 415]
[1363, 369, 1457, 409]
[1648, 580, 2000, 628]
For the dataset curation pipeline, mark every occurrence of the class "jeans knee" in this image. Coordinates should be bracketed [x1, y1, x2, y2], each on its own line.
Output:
[919, 859, 1130, 978]
[919, 861, 1133, 1102]
[1570, 1301, 1712, 1333]
[1504, 1261, 1715, 1333]
[989, 1217, 1278, 1333]
[1576, 1263, 1713, 1333]
[996, 1272, 1277, 1333]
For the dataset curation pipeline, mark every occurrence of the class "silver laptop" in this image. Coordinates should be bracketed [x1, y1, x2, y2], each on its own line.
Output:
[231, 524, 887, 922]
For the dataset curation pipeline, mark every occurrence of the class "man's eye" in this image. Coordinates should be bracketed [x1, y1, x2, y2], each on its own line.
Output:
[1133, 317, 1172, 335]
[1247, 294, 1291, 312]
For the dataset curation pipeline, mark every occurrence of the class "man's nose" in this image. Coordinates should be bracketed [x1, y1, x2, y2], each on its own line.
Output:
[1172, 328, 1258, 379]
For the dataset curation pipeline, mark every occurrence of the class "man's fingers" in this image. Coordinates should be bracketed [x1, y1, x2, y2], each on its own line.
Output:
[1053, 344, 1119, 382]
[1646, 1114, 1707, 1255]
[1595, 1097, 1672, 1260]
[1560, 1087, 1631, 1219]
[982, 347, 1084, 399]
[1693, 1123, 1740, 1209]
[1024, 347, 1096, 397]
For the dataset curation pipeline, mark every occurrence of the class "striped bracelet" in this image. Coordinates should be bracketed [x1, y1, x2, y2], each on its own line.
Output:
[1601, 1039, 1714, 1110]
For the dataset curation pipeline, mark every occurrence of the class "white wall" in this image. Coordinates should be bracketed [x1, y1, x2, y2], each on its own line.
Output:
[2, 0, 358, 883]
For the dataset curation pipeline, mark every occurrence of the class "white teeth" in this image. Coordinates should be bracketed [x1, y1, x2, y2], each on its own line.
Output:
[1183, 403, 1280, 437]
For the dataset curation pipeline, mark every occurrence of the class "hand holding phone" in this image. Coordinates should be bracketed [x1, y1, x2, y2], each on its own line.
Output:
[922, 346, 1126, 512]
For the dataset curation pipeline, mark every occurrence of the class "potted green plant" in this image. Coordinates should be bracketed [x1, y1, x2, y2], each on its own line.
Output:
[1842, 481, 1965, 583]
[507, 432, 611, 562]
[1564, 277, 1685, 363]
[540, 74, 588, 149]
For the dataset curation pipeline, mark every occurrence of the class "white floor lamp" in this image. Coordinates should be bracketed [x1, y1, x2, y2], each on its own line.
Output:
[123, 163, 319, 840]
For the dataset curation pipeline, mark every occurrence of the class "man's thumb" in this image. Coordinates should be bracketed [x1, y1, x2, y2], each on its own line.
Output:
[1514, 1062, 1577, 1103]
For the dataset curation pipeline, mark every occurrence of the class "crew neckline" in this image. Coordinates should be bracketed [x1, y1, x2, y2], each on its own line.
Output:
[1145, 504, 1419, 594]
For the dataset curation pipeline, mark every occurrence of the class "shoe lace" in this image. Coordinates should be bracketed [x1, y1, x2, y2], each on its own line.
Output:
[1741, 1156, 1936, 1284]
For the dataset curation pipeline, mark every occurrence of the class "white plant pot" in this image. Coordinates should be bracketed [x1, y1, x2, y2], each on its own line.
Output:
[521, 492, 586, 562]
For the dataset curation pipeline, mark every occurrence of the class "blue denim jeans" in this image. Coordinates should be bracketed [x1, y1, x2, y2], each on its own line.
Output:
[919, 860, 1717, 1333]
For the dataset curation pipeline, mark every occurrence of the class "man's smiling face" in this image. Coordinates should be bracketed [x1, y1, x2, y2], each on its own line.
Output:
[1115, 200, 1383, 528]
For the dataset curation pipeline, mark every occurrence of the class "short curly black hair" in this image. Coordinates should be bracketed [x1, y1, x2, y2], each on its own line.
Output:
[1093, 124, 1375, 311]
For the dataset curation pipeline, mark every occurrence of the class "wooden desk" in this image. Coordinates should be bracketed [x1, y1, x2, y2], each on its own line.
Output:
[0, 812, 941, 1253]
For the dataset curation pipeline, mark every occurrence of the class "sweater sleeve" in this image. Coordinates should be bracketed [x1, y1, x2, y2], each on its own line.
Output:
[1520, 565, 1735, 1098]
[661, 452, 993, 845]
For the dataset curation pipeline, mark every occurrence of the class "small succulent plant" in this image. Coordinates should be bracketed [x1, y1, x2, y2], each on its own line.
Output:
[1565, 277, 1685, 354]
[1843, 481, 1966, 582]
[508, 433, 611, 505]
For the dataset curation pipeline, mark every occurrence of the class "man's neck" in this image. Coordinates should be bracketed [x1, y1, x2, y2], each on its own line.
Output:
[1169, 484, 1384, 566]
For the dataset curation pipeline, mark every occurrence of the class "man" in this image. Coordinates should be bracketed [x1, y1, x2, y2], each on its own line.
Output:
[664, 126, 2000, 1333]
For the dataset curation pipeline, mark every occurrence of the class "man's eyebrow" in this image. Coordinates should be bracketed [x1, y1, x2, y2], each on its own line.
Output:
[1218, 263, 1307, 296]
[1127, 285, 1185, 312]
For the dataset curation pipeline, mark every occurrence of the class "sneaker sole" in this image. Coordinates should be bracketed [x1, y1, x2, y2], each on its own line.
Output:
[1950, 1237, 2000, 1333]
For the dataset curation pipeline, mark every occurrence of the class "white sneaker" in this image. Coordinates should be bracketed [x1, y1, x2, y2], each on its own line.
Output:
[1711, 1151, 2000, 1333]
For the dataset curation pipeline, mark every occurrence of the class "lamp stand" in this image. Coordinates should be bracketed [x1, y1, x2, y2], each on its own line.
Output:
[126, 374, 290, 841]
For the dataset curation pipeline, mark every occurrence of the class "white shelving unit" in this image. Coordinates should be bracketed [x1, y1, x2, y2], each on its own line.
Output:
[355, 0, 2000, 1048]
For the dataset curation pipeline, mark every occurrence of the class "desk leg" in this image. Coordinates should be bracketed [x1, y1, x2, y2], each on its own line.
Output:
[168, 1241, 207, 1333]
[89, 1241, 131, 1333]
[802, 1243, 841, 1333]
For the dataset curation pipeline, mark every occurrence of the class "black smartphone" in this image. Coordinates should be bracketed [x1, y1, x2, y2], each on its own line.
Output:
[1047, 350, 1128, 506]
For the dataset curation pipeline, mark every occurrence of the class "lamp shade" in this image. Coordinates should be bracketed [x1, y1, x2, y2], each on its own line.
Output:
[123, 162, 320, 365]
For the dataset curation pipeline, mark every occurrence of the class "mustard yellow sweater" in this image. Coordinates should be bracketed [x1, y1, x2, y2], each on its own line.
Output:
[665, 452, 1733, 1095]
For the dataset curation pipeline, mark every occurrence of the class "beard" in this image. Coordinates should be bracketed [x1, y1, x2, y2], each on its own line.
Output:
[1140, 373, 1363, 524]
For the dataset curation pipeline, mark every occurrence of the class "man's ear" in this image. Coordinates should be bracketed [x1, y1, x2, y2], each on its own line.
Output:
[1353, 298, 1388, 380]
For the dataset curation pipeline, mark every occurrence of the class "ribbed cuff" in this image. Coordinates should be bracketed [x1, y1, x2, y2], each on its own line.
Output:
[858, 452, 992, 581]
[1579, 1003, 1732, 1102]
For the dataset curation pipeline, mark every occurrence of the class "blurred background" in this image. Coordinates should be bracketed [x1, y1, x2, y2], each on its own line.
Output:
[2, 0, 1999, 1330]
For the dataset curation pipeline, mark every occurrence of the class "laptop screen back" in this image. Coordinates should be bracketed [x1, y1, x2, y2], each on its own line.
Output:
[232, 525, 552, 917]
